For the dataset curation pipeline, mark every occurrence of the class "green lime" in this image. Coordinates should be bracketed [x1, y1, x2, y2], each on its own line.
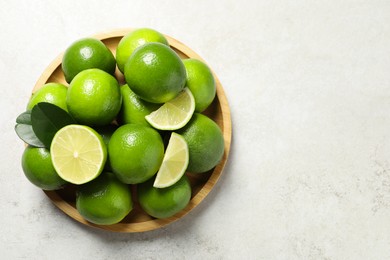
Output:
[51, 125, 107, 185]
[76, 172, 133, 225]
[145, 88, 195, 131]
[62, 38, 116, 83]
[153, 132, 189, 188]
[21, 146, 67, 190]
[66, 69, 122, 126]
[124, 42, 186, 103]
[117, 84, 160, 126]
[95, 124, 117, 146]
[177, 113, 224, 173]
[183, 59, 216, 112]
[138, 175, 191, 219]
[27, 83, 68, 111]
[116, 28, 168, 73]
[95, 124, 117, 171]
[108, 124, 164, 184]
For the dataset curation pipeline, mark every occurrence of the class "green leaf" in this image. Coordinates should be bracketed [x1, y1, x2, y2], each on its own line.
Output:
[31, 102, 76, 148]
[16, 110, 32, 124]
[14, 124, 45, 147]
[14, 110, 44, 147]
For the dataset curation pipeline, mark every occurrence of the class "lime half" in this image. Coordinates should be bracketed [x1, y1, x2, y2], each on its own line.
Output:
[153, 133, 189, 188]
[50, 125, 107, 185]
[145, 88, 195, 130]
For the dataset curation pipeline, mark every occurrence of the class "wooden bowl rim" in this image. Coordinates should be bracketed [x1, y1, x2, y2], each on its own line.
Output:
[38, 28, 232, 233]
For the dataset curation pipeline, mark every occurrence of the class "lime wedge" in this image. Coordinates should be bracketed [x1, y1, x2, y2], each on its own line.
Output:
[145, 88, 195, 130]
[50, 125, 107, 185]
[153, 133, 189, 188]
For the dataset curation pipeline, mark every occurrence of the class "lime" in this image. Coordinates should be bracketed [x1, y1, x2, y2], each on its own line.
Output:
[153, 133, 189, 188]
[76, 172, 132, 225]
[124, 42, 186, 103]
[108, 124, 164, 184]
[50, 124, 107, 185]
[118, 84, 160, 126]
[145, 88, 195, 130]
[21, 146, 67, 190]
[95, 124, 117, 147]
[66, 69, 122, 126]
[95, 124, 117, 171]
[27, 83, 68, 111]
[138, 175, 191, 219]
[62, 38, 116, 83]
[183, 59, 216, 112]
[116, 28, 168, 73]
[177, 113, 224, 173]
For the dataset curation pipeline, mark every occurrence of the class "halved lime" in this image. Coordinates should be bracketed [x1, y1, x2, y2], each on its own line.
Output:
[145, 88, 195, 130]
[50, 125, 107, 185]
[153, 133, 189, 188]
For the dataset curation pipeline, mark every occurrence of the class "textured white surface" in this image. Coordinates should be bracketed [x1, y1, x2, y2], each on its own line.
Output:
[2, 0, 390, 259]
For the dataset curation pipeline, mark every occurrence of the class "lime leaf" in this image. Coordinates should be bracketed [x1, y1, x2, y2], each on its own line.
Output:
[16, 110, 32, 124]
[15, 110, 44, 147]
[14, 124, 45, 147]
[31, 102, 76, 148]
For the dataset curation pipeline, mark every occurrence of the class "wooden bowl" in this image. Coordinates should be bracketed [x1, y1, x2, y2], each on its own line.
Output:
[32, 29, 232, 232]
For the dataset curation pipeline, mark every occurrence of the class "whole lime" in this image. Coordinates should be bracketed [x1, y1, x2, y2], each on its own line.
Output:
[95, 124, 117, 146]
[66, 69, 122, 126]
[21, 146, 67, 190]
[124, 42, 186, 103]
[116, 28, 168, 73]
[118, 84, 160, 126]
[108, 124, 164, 184]
[138, 175, 191, 219]
[183, 59, 216, 112]
[62, 38, 116, 83]
[177, 113, 224, 173]
[95, 124, 118, 171]
[76, 172, 133, 225]
[27, 83, 68, 111]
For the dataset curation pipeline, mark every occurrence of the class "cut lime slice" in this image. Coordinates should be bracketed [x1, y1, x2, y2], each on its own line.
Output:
[153, 133, 189, 188]
[50, 125, 107, 185]
[145, 88, 195, 130]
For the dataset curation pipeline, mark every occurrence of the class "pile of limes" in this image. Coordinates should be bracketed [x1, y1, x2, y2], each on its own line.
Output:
[17, 28, 225, 225]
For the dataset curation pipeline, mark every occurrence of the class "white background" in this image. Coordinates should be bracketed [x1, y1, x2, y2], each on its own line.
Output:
[2, 0, 390, 259]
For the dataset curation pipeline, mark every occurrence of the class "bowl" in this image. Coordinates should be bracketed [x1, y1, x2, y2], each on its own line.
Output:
[32, 29, 232, 232]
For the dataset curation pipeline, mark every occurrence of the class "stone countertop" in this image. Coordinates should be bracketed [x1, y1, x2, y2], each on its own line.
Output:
[1, 1, 390, 259]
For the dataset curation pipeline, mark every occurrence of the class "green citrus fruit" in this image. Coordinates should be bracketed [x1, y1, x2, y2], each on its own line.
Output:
[117, 84, 160, 126]
[138, 175, 191, 219]
[27, 83, 68, 111]
[177, 113, 224, 173]
[183, 59, 216, 112]
[50, 125, 107, 185]
[66, 69, 122, 126]
[62, 38, 116, 83]
[95, 124, 117, 146]
[145, 88, 195, 131]
[124, 42, 186, 103]
[21, 146, 67, 190]
[95, 124, 117, 171]
[116, 28, 168, 73]
[76, 172, 133, 225]
[153, 133, 189, 188]
[108, 124, 164, 184]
